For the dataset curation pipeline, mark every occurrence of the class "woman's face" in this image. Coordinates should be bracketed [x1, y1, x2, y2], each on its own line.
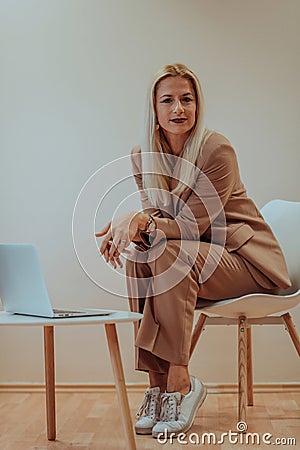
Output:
[155, 76, 197, 141]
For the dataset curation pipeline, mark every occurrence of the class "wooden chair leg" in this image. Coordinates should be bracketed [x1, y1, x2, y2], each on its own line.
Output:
[190, 313, 208, 358]
[43, 326, 56, 441]
[282, 313, 300, 357]
[238, 316, 247, 423]
[105, 324, 136, 450]
[246, 325, 254, 406]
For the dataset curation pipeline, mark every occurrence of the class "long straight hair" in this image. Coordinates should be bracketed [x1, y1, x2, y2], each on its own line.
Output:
[141, 63, 212, 207]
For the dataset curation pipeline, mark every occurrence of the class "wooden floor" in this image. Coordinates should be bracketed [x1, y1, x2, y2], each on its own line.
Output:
[0, 389, 299, 449]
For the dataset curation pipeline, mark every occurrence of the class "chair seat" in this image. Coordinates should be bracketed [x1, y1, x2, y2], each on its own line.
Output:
[196, 290, 300, 318]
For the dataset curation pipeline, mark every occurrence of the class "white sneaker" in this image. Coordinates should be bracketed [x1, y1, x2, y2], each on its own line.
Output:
[135, 386, 161, 435]
[152, 376, 207, 438]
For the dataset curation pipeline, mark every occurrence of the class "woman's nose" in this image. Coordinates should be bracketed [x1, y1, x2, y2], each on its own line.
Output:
[173, 100, 184, 113]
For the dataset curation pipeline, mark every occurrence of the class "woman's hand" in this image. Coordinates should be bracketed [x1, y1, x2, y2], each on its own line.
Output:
[95, 211, 149, 269]
[95, 222, 123, 269]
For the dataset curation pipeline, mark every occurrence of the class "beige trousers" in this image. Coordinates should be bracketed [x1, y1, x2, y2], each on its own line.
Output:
[126, 239, 278, 374]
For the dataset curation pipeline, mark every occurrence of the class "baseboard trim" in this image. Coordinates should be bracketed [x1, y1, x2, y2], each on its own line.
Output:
[0, 382, 299, 394]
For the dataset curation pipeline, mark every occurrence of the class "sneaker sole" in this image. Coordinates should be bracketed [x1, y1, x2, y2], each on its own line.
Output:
[152, 384, 207, 438]
[135, 427, 154, 435]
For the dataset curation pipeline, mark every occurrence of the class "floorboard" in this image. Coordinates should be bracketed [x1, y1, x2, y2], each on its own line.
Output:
[0, 390, 299, 449]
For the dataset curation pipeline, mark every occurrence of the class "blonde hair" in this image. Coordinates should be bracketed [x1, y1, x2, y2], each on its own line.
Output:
[141, 63, 211, 207]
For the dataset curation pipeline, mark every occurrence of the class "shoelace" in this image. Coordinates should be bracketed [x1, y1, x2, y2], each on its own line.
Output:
[136, 389, 159, 419]
[159, 394, 181, 422]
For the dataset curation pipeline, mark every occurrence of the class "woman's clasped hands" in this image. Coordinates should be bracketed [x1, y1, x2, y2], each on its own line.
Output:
[95, 211, 148, 269]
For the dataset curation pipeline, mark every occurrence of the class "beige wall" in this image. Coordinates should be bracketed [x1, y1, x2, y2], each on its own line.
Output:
[0, 0, 299, 385]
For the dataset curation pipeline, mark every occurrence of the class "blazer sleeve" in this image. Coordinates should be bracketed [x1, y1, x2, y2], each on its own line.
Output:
[130, 144, 237, 242]
[154, 144, 238, 240]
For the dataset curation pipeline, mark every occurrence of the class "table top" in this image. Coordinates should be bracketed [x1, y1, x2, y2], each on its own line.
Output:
[0, 310, 142, 326]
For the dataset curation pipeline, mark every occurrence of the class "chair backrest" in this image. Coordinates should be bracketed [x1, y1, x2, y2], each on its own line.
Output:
[261, 200, 300, 293]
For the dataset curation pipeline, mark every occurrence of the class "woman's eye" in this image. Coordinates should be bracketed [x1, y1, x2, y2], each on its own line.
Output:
[183, 97, 192, 102]
[161, 98, 172, 103]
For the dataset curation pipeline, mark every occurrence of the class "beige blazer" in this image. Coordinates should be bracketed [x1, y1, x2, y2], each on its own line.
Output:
[131, 131, 291, 290]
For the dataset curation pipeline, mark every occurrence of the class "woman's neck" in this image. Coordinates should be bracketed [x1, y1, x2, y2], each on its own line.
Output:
[164, 132, 189, 157]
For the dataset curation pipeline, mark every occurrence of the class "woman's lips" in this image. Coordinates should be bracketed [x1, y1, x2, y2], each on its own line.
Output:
[170, 118, 187, 123]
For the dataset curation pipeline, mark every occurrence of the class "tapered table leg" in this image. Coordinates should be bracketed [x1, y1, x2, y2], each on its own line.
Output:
[105, 323, 136, 450]
[43, 326, 56, 440]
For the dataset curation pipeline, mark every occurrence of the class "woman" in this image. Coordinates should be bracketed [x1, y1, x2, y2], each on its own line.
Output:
[96, 63, 291, 438]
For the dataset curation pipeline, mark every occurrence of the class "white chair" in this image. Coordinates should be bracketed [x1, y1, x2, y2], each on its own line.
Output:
[190, 200, 300, 422]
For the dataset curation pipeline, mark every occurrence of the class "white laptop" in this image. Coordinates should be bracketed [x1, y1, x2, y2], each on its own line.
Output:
[0, 244, 112, 318]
